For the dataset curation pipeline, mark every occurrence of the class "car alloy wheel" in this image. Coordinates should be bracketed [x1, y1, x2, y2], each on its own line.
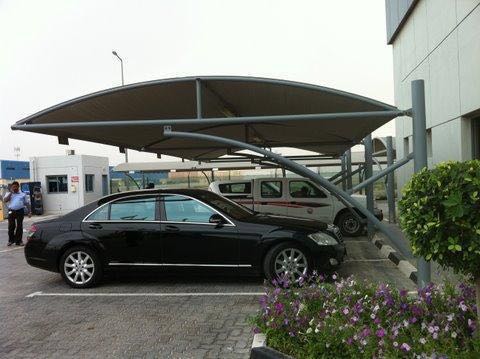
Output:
[343, 217, 360, 234]
[63, 251, 95, 285]
[274, 248, 308, 283]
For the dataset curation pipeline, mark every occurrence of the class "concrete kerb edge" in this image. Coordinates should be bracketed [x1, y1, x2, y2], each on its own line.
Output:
[371, 232, 418, 284]
[250, 333, 294, 359]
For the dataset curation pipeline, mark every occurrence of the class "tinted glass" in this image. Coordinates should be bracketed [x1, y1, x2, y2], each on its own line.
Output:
[87, 205, 109, 221]
[261, 181, 282, 198]
[164, 195, 215, 223]
[289, 181, 326, 198]
[218, 182, 251, 194]
[193, 191, 253, 220]
[47, 175, 68, 193]
[110, 197, 156, 221]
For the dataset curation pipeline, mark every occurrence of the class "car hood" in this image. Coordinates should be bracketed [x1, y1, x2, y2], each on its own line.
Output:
[246, 213, 327, 232]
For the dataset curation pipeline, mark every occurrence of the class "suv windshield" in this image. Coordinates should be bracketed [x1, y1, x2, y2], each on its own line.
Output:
[194, 191, 254, 221]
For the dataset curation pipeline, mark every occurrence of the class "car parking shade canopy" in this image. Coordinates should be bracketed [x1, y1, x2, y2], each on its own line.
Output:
[12, 76, 402, 160]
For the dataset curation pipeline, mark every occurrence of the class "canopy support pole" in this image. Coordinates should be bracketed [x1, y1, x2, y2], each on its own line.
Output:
[341, 155, 347, 191]
[386, 136, 396, 223]
[412, 79, 430, 288]
[163, 127, 405, 250]
[364, 135, 375, 238]
[346, 149, 353, 190]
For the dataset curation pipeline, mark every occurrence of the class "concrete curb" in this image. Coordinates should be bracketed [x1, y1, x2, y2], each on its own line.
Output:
[371, 232, 418, 284]
[250, 333, 293, 359]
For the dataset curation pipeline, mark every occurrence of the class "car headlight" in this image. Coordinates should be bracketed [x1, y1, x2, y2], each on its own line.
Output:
[308, 232, 338, 246]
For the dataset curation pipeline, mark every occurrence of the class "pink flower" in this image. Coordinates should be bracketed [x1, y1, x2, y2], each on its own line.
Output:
[342, 307, 349, 315]
[400, 343, 411, 352]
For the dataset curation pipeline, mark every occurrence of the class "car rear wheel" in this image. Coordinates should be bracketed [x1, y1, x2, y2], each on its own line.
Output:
[263, 242, 310, 284]
[60, 246, 102, 288]
[337, 211, 363, 237]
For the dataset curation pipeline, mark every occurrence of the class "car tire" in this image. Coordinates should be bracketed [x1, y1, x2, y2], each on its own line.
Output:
[60, 246, 102, 288]
[263, 242, 311, 285]
[337, 211, 363, 237]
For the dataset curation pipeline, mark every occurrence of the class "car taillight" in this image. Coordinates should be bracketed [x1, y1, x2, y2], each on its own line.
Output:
[27, 224, 39, 241]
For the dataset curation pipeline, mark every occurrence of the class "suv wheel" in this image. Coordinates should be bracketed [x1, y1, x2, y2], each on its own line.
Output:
[337, 211, 363, 237]
[60, 246, 102, 288]
[263, 242, 310, 284]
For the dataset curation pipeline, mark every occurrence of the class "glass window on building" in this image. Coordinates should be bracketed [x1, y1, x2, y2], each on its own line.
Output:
[47, 175, 68, 193]
[85, 174, 94, 192]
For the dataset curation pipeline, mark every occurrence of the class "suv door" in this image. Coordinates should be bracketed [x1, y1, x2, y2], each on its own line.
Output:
[286, 180, 333, 222]
[82, 195, 162, 264]
[255, 179, 287, 215]
[160, 194, 239, 265]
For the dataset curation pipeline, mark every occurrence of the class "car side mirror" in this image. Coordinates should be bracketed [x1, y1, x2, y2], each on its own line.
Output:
[209, 213, 225, 226]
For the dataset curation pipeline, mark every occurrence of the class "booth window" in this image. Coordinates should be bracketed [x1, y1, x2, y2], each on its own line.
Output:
[47, 175, 68, 193]
[85, 174, 94, 192]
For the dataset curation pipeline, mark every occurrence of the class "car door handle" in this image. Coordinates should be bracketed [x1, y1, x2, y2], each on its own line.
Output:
[165, 225, 180, 232]
[89, 223, 103, 230]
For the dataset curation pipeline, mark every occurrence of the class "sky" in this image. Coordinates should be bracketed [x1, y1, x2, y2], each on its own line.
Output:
[0, 0, 395, 165]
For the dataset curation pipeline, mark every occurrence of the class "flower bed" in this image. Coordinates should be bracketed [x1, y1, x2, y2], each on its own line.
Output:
[252, 275, 480, 358]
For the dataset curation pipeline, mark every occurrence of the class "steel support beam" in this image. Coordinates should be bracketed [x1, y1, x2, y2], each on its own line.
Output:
[328, 169, 347, 182]
[196, 78, 203, 119]
[332, 165, 363, 186]
[364, 135, 375, 238]
[386, 136, 396, 223]
[163, 128, 405, 250]
[412, 79, 431, 288]
[11, 110, 405, 131]
[341, 154, 347, 191]
[345, 149, 352, 190]
[348, 153, 413, 194]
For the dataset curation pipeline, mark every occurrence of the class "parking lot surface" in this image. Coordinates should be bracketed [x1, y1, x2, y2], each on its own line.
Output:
[0, 216, 414, 358]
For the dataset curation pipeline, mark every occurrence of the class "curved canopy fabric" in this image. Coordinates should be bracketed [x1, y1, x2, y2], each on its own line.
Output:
[13, 76, 399, 160]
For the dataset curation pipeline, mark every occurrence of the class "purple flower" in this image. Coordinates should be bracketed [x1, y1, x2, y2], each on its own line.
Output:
[274, 302, 284, 314]
[376, 328, 386, 338]
[400, 343, 411, 352]
[374, 317, 381, 325]
[342, 307, 350, 315]
[253, 327, 261, 334]
[399, 289, 408, 297]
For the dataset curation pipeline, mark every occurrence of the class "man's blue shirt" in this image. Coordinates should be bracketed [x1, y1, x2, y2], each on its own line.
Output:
[4, 191, 28, 211]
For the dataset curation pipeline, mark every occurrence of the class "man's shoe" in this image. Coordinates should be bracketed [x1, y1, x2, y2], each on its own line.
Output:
[15, 242, 24, 246]
[7, 242, 13, 246]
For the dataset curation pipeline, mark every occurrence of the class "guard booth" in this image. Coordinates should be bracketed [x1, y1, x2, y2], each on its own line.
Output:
[10, 76, 430, 287]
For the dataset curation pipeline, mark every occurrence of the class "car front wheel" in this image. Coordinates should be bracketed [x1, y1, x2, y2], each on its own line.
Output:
[60, 246, 102, 288]
[263, 242, 310, 284]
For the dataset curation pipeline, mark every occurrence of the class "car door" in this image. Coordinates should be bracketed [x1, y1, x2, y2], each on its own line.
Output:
[160, 194, 239, 266]
[82, 195, 162, 264]
[255, 179, 288, 216]
[286, 180, 333, 222]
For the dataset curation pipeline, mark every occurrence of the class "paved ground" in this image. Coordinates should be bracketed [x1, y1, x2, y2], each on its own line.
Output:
[0, 215, 414, 358]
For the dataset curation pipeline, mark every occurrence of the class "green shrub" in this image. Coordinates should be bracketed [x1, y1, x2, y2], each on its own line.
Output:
[399, 160, 480, 322]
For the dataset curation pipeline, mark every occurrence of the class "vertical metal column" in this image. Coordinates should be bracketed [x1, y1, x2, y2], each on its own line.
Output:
[412, 79, 431, 288]
[341, 154, 347, 191]
[364, 134, 375, 237]
[386, 136, 396, 223]
[196, 78, 202, 119]
[346, 149, 353, 190]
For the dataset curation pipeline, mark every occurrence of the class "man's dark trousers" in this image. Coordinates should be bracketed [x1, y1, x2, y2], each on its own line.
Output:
[8, 209, 25, 244]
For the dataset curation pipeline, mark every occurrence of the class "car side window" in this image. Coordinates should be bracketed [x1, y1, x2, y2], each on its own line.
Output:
[289, 181, 327, 198]
[163, 195, 216, 223]
[110, 197, 156, 221]
[261, 181, 282, 198]
[87, 204, 109, 221]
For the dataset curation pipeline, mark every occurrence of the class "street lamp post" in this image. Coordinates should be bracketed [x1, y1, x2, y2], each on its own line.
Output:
[112, 50, 128, 163]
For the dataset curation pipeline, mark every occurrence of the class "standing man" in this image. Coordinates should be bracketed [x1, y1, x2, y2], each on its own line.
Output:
[3, 181, 31, 246]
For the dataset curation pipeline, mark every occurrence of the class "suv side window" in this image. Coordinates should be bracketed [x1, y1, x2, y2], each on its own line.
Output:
[218, 182, 251, 194]
[289, 181, 327, 198]
[261, 181, 283, 198]
[163, 195, 216, 223]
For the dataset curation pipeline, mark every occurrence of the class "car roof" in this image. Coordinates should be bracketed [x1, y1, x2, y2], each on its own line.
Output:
[97, 188, 212, 205]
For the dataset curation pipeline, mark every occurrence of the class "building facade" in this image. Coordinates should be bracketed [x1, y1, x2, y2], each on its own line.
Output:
[386, 0, 480, 193]
[30, 155, 109, 215]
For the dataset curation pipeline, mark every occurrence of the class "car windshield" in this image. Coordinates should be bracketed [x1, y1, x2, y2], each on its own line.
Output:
[194, 191, 254, 221]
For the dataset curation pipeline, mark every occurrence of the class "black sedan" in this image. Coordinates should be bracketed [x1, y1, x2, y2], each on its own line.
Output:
[25, 189, 346, 288]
